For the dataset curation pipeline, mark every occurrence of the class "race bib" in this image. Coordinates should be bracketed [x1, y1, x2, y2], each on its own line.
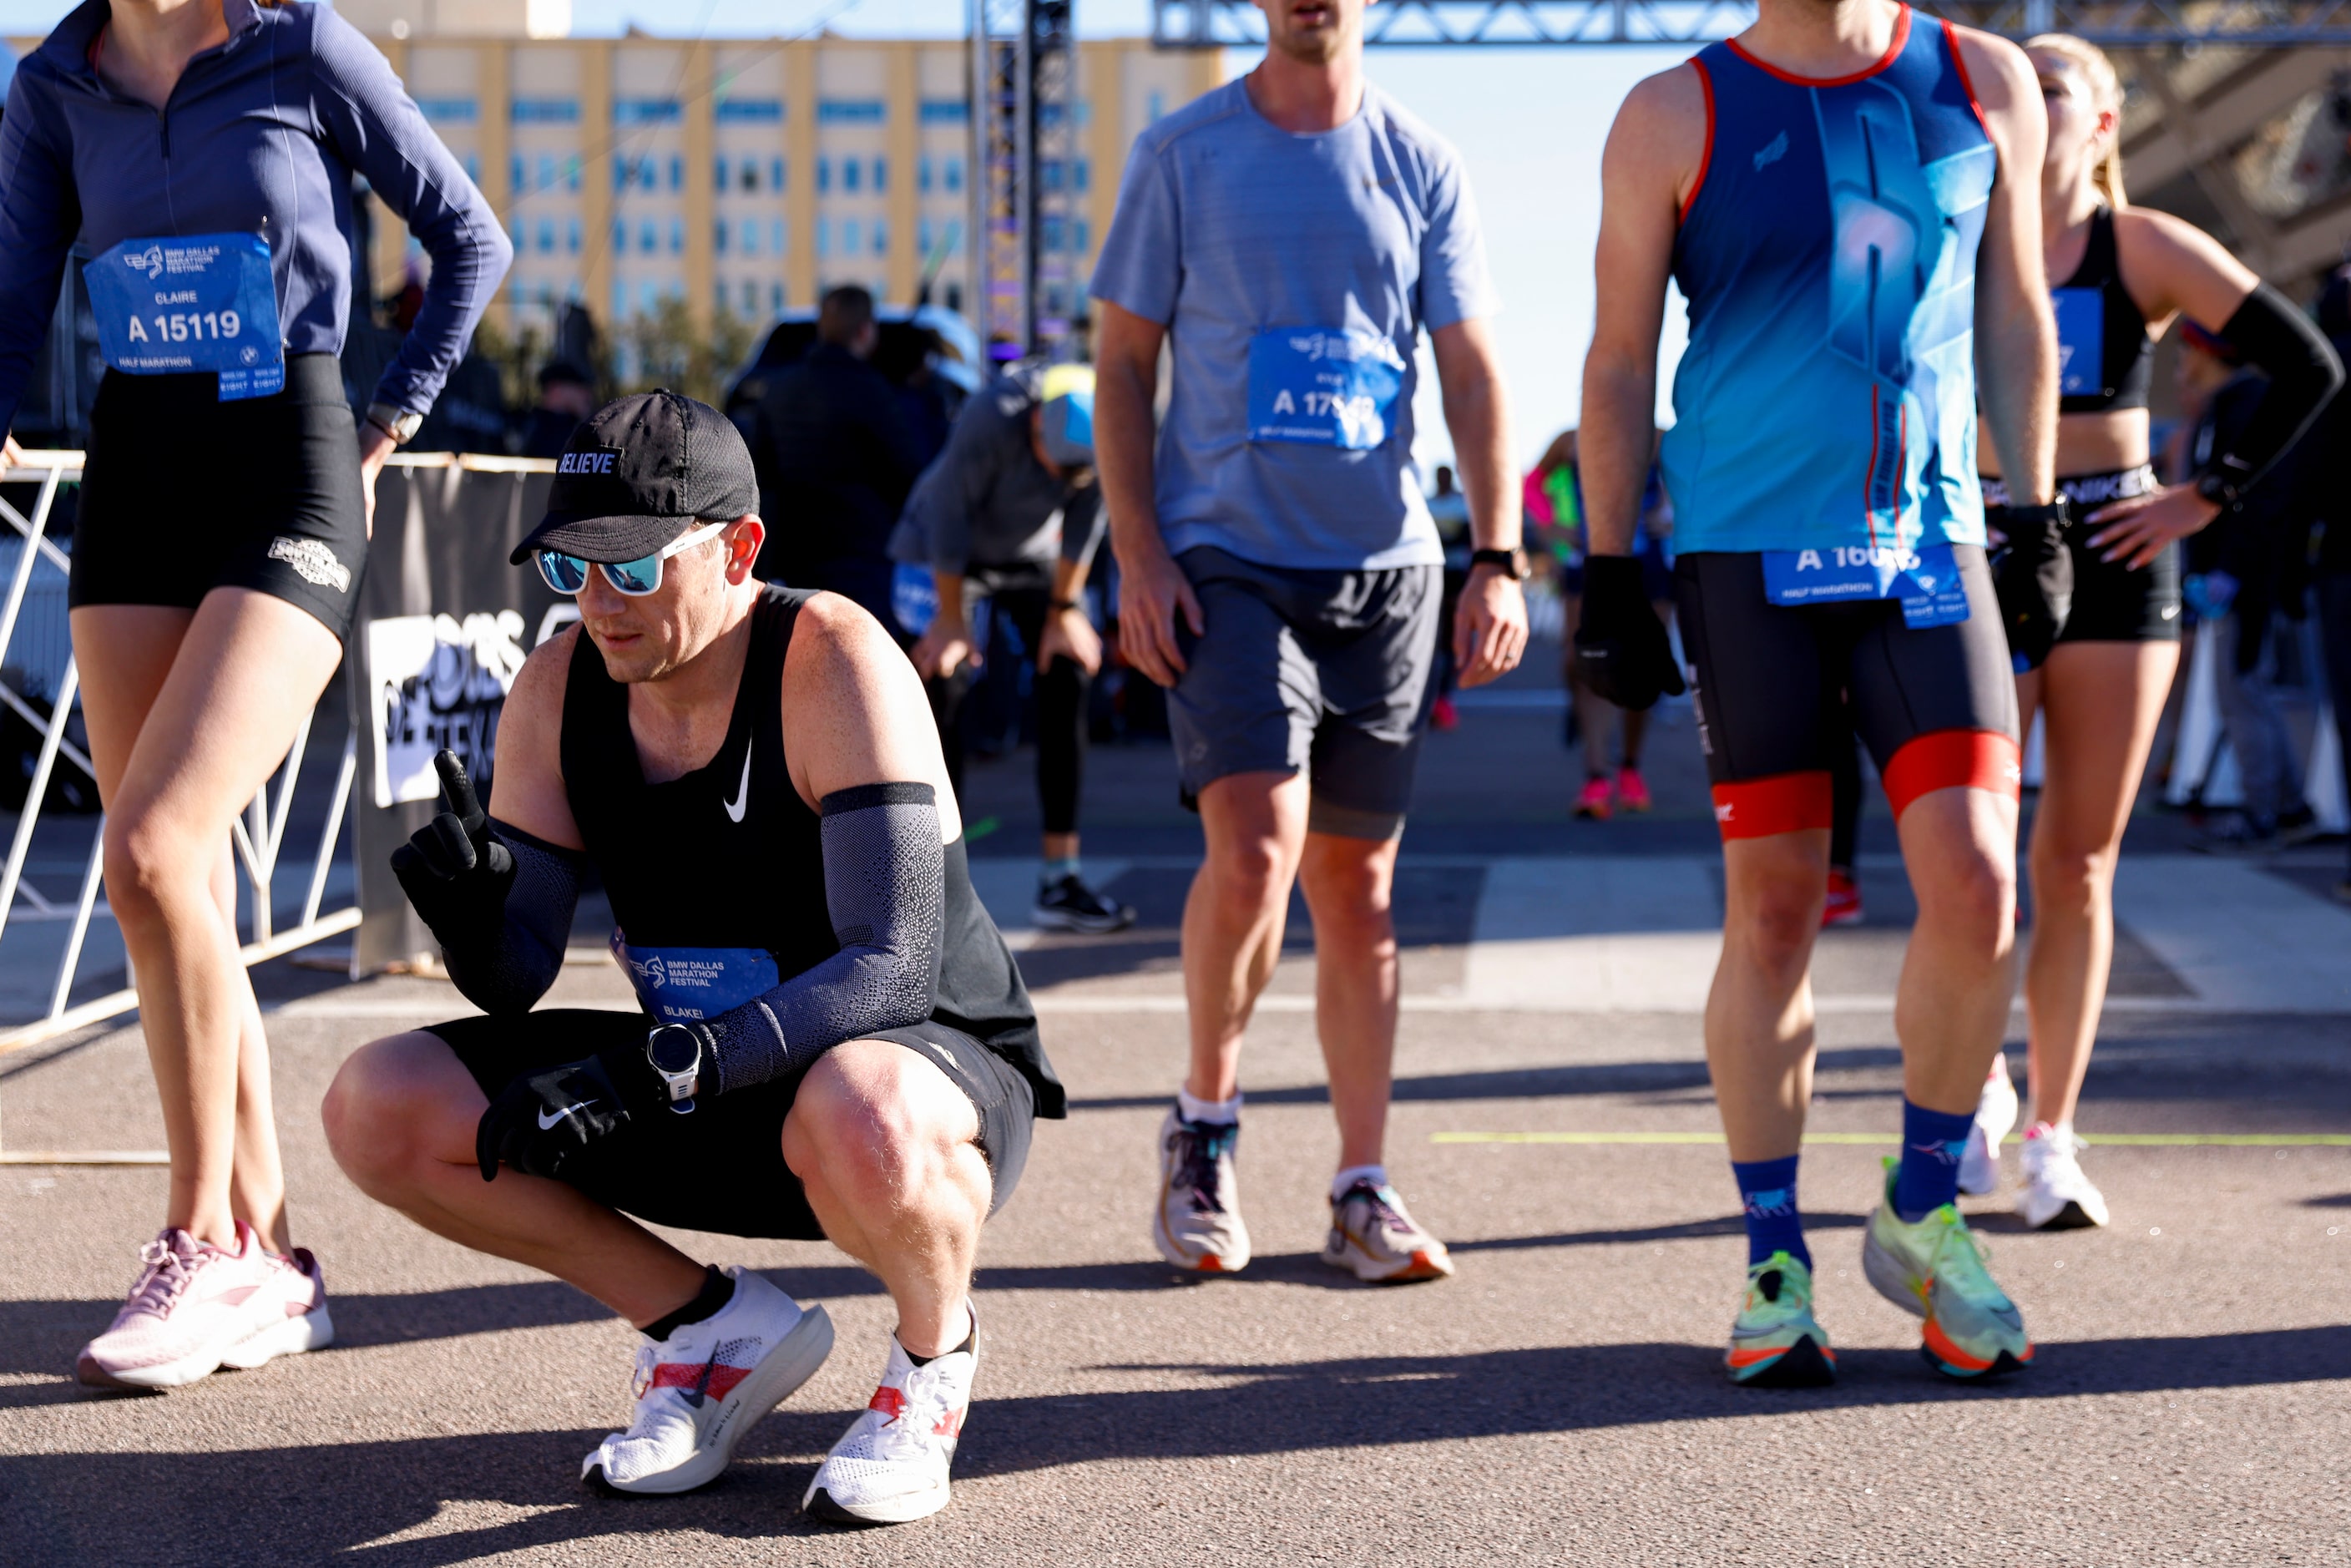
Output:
[82, 232, 285, 401]
[1246, 327, 1405, 451]
[612, 937, 781, 1024]
[1762, 544, 1970, 630]
[2051, 288, 2104, 399]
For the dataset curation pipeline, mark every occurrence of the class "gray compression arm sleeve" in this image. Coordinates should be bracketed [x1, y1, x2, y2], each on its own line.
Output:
[697, 783, 946, 1094]
[440, 822, 582, 1016]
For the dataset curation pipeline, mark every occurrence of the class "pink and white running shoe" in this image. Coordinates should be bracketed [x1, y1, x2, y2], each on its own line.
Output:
[77, 1222, 334, 1391]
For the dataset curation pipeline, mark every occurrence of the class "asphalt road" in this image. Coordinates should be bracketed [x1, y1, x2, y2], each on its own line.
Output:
[3, 680, 2348, 1565]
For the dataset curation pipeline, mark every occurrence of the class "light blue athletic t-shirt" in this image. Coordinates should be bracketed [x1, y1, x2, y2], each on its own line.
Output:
[1090, 78, 1496, 572]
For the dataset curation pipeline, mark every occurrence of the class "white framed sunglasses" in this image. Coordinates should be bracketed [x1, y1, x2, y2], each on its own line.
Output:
[534, 521, 730, 597]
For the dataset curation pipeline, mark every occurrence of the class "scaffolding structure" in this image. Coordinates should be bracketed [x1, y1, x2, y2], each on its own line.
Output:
[970, 0, 1082, 361]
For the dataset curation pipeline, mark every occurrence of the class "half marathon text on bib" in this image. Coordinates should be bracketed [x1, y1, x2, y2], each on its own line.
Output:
[613, 935, 781, 1024]
[83, 233, 285, 401]
[1246, 327, 1405, 451]
[1762, 544, 1970, 629]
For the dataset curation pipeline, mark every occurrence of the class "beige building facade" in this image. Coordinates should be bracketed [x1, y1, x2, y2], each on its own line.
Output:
[329, 30, 1221, 335]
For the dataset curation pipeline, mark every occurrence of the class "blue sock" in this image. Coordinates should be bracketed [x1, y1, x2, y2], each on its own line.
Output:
[1039, 856, 1081, 888]
[1894, 1100, 1976, 1222]
[1731, 1156, 1808, 1270]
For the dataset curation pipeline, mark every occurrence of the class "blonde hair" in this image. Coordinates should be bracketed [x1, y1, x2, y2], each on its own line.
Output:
[2026, 33, 2127, 209]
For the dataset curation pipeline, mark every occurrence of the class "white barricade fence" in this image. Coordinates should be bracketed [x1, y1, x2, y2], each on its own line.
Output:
[0, 451, 562, 1167]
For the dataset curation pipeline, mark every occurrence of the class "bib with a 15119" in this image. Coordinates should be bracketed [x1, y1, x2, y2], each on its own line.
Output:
[82, 232, 285, 401]
[1761, 544, 1970, 630]
[612, 933, 781, 1024]
[1246, 327, 1406, 451]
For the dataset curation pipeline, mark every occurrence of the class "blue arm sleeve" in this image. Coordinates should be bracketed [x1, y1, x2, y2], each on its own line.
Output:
[697, 783, 945, 1094]
[0, 69, 81, 438]
[307, 11, 513, 417]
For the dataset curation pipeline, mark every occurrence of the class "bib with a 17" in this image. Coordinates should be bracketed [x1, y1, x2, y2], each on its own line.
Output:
[1246, 327, 1405, 451]
[82, 232, 285, 401]
[1761, 543, 1971, 629]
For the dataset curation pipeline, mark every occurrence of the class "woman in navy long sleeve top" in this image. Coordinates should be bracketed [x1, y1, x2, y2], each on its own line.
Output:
[0, 0, 510, 1394]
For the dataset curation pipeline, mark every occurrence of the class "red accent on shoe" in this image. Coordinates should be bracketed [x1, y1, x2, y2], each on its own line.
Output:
[1431, 695, 1459, 731]
[1822, 870, 1863, 928]
[869, 1384, 908, 1420]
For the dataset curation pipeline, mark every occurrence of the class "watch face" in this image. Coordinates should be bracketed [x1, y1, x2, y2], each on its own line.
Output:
[647, 1026, 700, 1075]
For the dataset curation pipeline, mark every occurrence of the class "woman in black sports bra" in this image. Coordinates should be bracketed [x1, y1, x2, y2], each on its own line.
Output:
[1970, 35, 2343, 1232]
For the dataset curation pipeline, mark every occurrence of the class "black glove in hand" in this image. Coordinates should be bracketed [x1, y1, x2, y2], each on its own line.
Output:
[1992, 501, 2074, 674]
[1572, 554, 1686, 711]
[475, 1049, 654, 1181]
[390, 750, 516, 942]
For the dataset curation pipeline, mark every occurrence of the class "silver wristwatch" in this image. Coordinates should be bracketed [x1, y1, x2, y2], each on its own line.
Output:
[365, 402, 423, 445]
[644, 1024, 703, 1113]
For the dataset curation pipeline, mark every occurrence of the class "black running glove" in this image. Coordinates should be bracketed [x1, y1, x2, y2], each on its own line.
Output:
[390, 751, 516, 945]
[475, 1046, 657, 1182]
[1572, 554, 1685, 711]
[1992, 500, 2074, 674]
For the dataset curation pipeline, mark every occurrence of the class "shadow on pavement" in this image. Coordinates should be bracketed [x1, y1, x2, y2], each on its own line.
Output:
[1065, 1050, 1901, 1110]
[8, 1324, 2346, 1563]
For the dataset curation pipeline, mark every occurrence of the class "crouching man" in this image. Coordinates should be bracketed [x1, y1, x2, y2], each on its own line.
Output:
[324, 391, 1062, 1525]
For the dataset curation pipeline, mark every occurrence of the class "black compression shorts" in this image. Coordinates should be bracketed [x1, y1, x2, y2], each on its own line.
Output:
[1674, 548, 2021, 839]
[70, 353, 370, 643]
[1982, 467, 2182, 647]
[427, 1009, 1036, 1241]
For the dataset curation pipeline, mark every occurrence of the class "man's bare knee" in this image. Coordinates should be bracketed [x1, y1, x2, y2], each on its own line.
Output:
[784, 1044, 980, 1214]
[1921, 850, 2015, 958]
[323, 1031, 478, 1195]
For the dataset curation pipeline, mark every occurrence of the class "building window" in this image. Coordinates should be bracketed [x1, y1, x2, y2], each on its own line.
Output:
[566, 156, 581, 192]
[842, 220, 862, 255]
[612, 279, 628, 319]
[741, 219, 759, 255]
[1149, 91, 1165, 121]
[740, 160, 758, 192]
[1074, 158, 1090, 193]
[817, 99, 886, 124]
[670, 218, 685, 255]
[944, 281, 963, 313]
[715, 98, 783, 124]
[741, 279, 757, 316]
[640, 279, 660, 315]
[843, 159, 861, 194]
[513, 98, 581, 124]
[640, 220, 658, 253]
[817, 158, 831, 194]
[668, 156, 684, 192]
[612, 220, 628, 254]
[538, 218, 555, 254]
[1074, 219, 1090, 254]
[771, 281, 786, 312]
[872, 220, 887, 255]
[771, 158, 786, 191]
[943, 157, 963, 194]
[715, 219, 729, 255]
[614, 99, 682, 125]
[919, 99, 969, 124]
[715, 156, 730, 192]
[417, 97, 478, 124]
[816, 219, 831, 257]
[1041, 159, 1062, 193]
[918, 216, 933, 255]
[510, 155, 525, 193]
[567, 219, 581, 254]
[463, 154, 480, 184]
[772, 219, 786, 255]
[873, 158, 887, 193]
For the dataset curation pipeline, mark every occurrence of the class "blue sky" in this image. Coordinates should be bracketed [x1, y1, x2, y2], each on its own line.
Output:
[0, 0, 1696, 464]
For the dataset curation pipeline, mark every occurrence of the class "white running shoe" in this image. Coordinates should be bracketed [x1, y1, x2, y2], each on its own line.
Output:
[1152, 1107, 1251, 1273]
[78, 1222, 329, 1390]
[2017, 1123, 2110, 1231]
[1320, 1178, 1455, 1283]
[804, 1309, 978, 1526]
[583, 1268, 835, 1495]
[1959, 1057, 2020, 1196]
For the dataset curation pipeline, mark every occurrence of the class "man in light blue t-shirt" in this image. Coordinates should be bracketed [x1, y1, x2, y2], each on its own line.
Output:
[1091, 0, 1528, 1288]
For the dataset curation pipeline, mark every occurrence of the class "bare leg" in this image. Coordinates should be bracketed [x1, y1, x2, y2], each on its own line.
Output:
[210, 845, 291, 1254]
[77, 594, 336, 1250]
[323, 1031, 707, 1327]
[1709, 832, 1829, 1161]
[2023, 641, 2177, 1126]
[1181, 771, 1309, 1104]
[1893, 787, 2020, 1114]
[784, 1040, 989, 1358]
[1297, 830, 1403, 1171]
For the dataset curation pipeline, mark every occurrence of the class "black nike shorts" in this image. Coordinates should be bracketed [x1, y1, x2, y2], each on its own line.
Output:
[425, 1009, 1036, 1241]
[1982, 467, 2182, 647]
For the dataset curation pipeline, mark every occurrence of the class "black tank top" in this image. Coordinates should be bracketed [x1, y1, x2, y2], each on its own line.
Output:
[559, 584, 1061, 1115]
[2054, 207, 2155, 415]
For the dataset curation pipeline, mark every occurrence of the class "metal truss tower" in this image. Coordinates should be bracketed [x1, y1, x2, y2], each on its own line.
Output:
[1150, 0, 2351, 48]
[970, 0, 1081, 362]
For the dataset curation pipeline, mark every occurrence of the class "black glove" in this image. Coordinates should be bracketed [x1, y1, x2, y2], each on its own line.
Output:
[1572, 554, 1686, 711]
[475, 1046, 657, 1181]
[390, 751, 515, 943]
[1992, 500, 2074, 674]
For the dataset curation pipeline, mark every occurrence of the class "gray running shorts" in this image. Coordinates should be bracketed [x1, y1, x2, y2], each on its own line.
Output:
[1167, 546, 1441, 840]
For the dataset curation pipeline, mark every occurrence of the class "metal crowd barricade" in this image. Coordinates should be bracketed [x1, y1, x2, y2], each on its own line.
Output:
[0, 451, 360, 1166]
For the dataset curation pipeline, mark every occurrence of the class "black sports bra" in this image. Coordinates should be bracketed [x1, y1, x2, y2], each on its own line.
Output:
[2053, 207, 2155, 415]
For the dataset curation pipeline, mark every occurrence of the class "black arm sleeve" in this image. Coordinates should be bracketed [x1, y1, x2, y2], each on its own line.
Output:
[2206, 284, 2346, 502]
[696, 783, 946, 1094]
[437, 821, 582, 1017]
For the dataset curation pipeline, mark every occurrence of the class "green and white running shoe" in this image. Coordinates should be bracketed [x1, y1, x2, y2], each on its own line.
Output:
[1725, 1251, 1837, 1387]
[1862, 1157, 2034, 1379]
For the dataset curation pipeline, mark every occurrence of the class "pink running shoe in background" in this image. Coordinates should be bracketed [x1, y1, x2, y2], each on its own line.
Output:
[78, 1221, 333, 1390]
[1574, 775, 1614, 821]
[1615, 766, 1653, 813]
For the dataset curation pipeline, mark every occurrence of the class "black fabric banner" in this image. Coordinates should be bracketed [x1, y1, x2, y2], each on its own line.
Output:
[350, 458, 573, 972]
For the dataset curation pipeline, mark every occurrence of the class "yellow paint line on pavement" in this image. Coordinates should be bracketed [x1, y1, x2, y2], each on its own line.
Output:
[1433, 1131, 2351, 1147]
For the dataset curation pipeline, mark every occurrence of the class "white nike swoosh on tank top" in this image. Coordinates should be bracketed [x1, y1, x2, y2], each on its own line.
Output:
[724, 746, 751, 823]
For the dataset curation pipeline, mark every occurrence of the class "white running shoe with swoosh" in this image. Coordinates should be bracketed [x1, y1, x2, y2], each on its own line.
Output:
[584, 1267, 834, 1495]
[804, 1309, 978, 1525]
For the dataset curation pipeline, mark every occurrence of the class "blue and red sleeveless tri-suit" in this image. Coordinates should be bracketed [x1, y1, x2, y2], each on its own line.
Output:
[1661, 8, 2022, 840]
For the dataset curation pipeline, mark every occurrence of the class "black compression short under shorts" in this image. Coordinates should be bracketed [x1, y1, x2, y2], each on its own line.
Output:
[1674, 547, 2021, 840]
[427, 1009, 1036, 1241]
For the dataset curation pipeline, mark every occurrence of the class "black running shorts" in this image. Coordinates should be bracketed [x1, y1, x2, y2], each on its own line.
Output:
[1674, 548, 2020, 839]
[426, 1009, 1036, 1241]
[70, 353, 370, 643]
[1982, 467, 2182, 647]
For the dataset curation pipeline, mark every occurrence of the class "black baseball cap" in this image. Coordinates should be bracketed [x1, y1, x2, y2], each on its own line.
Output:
[512, 390, 759, 564]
